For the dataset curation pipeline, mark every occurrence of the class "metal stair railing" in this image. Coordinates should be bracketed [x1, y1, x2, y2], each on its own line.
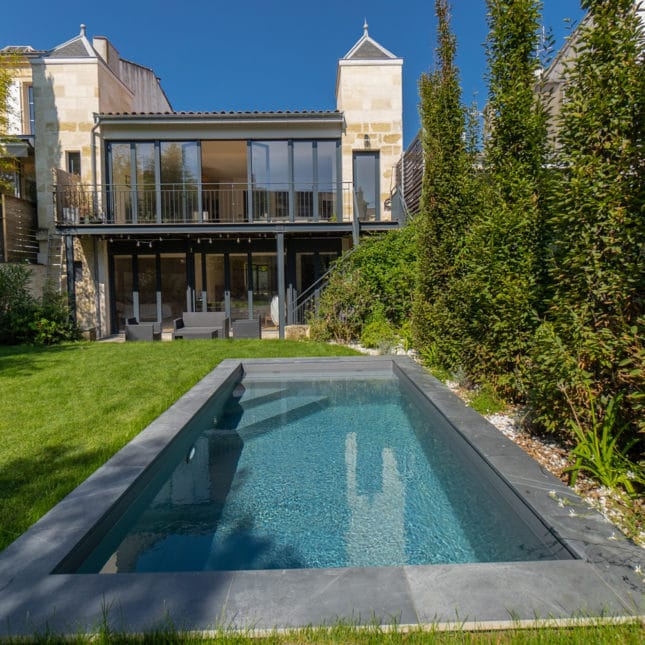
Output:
[291, 246, 360, 325]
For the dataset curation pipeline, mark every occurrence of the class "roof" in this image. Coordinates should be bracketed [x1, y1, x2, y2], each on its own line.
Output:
[342, 21, 399, 60]
[98, 109, 342, 119]
[47, 25, 96, 59]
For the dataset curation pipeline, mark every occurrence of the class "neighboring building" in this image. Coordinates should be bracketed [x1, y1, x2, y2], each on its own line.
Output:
[539, 1, 644, 145]
[0, 23, 403, 338]
[0, 46, 40, 267]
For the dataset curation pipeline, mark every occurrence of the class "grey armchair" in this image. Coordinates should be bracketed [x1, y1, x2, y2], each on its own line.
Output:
[125, 321, 161, 341]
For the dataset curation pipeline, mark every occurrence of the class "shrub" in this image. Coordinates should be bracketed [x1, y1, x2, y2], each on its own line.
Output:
[309, 226, 417, 343]
[0, 263, 78, 345]
[360, 313, 398, 352]
[530, 0, 645, 452]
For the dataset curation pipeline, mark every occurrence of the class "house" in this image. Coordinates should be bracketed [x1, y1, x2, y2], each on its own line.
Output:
[0, 22, 403, 338]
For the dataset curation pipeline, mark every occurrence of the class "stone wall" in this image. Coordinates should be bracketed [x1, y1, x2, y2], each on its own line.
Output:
[337, 61, 403, 222]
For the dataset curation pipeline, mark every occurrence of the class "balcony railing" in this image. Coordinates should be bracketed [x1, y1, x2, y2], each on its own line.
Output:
[53, 182, 375, 226]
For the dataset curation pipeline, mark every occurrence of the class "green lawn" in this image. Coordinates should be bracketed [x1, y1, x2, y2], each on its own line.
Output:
[0, 339, 359, 552]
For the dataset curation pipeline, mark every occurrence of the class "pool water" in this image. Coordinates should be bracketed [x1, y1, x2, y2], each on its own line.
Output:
[78, 376, 564, 573]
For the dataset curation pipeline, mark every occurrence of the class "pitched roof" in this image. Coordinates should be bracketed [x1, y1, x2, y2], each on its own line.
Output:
[48, 25, 96, 59]
[342, 21, 399, 60]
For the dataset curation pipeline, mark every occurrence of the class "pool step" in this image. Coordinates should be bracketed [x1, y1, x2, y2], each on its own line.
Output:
[236, 388, 289, 411]
[217, 395, 330, 441]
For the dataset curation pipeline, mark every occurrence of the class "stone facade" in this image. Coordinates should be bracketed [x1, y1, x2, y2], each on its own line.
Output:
[2, 24, 403, 339]
[336, 25, 403, 222]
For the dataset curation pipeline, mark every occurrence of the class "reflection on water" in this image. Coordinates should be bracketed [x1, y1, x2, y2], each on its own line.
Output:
[345, 432, 405, 566]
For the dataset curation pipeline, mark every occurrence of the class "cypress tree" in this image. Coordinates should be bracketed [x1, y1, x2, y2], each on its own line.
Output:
[457, 0, 549, 393]
[412, 0, 480, 367]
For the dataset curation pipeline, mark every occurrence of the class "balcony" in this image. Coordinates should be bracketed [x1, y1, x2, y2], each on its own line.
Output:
[53, 182, 386, 229]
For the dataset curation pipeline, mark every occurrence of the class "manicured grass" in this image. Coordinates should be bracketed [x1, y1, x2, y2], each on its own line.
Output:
[5, 619, 644, 644]
[0, 340, 359, 552]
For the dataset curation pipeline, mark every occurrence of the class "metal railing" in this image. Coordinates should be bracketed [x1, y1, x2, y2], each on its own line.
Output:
[291, 245, 360, 324]
[54, 182, 360, 226]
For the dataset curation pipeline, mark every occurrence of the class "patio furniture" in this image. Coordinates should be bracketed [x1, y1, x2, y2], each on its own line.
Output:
[125, 321, 161, 341]
[173, 311, 229, 340]
[232, 318, 262, 339]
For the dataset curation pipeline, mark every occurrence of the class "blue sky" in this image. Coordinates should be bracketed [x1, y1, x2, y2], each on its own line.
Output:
[1, 0, 584, 146]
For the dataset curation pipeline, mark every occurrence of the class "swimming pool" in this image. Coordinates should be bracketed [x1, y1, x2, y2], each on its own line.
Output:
[0, 357, 642, 636]
[72, 372, 570, 573]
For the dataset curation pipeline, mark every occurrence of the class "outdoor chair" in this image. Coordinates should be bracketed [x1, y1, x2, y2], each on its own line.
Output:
[125, 320, 161, 341]
[232, 318, 262, 339]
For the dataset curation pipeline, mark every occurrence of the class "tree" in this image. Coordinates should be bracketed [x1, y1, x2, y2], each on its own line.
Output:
[456, 0, 549, 394]
[529, 0, 645, 441]
[412, 0, 481, 368]
[0, 51, 19, 192]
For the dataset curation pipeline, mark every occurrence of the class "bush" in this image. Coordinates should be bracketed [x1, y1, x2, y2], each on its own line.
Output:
[360, 313, 398, 352]
[309, 226, 417, 344]
[0, 263, 78, 345]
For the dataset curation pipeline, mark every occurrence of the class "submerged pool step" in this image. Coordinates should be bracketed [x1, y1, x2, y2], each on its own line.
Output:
[217, 395, 330, 441]
[236, 388, 289, 411]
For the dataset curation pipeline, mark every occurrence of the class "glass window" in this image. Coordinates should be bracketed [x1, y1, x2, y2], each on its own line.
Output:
[251, 141, 289, 220]
[159, 253, 187, 322]
[113, 255, 133, 329]
[160, 142, 200, 222]
[195, 253, 226, 312]
[27, 85, 34, 135]
[66, 151, 81, 176]
[108, 143, 132, 224]
[317, 141, 338, 221]
[137, 255, 157, 322]
[135, 143, 156, 223]
[293, 142, 314, 219]
[353, 152, 380, 221]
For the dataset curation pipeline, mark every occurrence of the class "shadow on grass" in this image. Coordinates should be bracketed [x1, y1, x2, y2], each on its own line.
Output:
[0, 342, 88, 377]
[0, 441, 105, 552]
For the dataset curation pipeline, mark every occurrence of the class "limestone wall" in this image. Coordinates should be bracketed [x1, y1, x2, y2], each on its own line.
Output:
[337, 61, 403, 222]
[32, 60, 100, 230]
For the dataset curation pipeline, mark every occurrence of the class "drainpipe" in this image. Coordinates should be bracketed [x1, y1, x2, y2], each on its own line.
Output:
[91, 114, 101, 336]
[91, 113, 100, 213]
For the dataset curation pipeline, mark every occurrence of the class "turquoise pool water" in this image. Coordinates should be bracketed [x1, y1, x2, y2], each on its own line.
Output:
[78, 376, 563, 573]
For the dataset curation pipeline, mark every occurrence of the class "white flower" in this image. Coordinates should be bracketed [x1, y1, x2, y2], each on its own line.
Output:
[568, 509, 577, 517]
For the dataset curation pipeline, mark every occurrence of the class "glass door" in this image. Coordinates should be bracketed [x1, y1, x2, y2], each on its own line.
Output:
[160, 253, 187, 325]
[353, 151, 380, 221]
[137, 255, 157, 322]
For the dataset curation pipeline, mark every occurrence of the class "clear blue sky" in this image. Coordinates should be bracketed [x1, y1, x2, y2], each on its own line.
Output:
[1, 0, 584, 146]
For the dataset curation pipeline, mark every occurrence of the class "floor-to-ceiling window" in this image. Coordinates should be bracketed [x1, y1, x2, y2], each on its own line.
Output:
[251, 253, 278, 326]
[229, 253, 250, 321]
[250, 141, 289, 221]
[160, 253, 188, 322]
[160, 142, 201, 221]
[201, 141, 247, 223]
[113, 255, 133, 326]
[353, 151, 380, 221]
[317, 141, 340, 221]
[137, 255, 157, 322]
[107, 139, 340, 224]
[293, 141, 314, 219]
[195, 253, 226, 312]
[108, 144, 133, 224]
